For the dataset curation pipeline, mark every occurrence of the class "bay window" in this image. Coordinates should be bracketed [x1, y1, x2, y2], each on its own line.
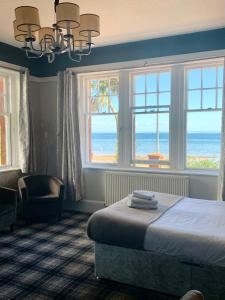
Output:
[79, 57, 224, 172]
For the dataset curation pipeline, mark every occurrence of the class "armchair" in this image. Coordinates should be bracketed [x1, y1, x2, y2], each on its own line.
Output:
[180, 290, 204, 300]
[0, 187, 17, 231]
[18, 175, 64, 222]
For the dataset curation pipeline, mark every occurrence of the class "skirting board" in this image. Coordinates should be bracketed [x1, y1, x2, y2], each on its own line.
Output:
[64, 199, 105, 213]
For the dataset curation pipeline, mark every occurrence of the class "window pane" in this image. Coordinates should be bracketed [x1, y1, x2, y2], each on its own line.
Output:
[99, 80, 109, 95]
[188, 90, 201, 109]
[146, 93, 157, 106]
[218, 66, 224, 88]
[110, 78, 119, 95]
[109, 96, 119, 112]
[202, 89, 216, 109]
[202, 67, 216, 88]
[90, 80, 98, 96]
[146, 74, 157, 92]
[0, 115, 8, 166]
[90, 96, 108, 113]
[188, 69, 201, 89]
[0, 95, 5, 112]
[135, 94, 145, 106]
[186, 111, 222, 169]
[90, 115, 118, 163]
[134, 75, 145, 93]
[159, 72, 171, 91]
[159, 92, 170, 105]
[217, 88, 223, 108]
[134, 113, 169, 167]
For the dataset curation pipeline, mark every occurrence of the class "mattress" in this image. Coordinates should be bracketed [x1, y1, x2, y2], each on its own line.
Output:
[145, 197, 225, 267]
[88, 194, 225, 267]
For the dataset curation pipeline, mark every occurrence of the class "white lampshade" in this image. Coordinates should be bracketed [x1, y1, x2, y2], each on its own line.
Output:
[13, 20, 27, 42]
[15, 6, 41, 32]
[38, 27, 54, 43]
[79, 14, 100, 37]
[56, 2, 80, 29]
[72, 28, 88, 48]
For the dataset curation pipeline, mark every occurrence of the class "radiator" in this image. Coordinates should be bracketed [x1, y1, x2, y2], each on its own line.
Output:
[105, 171, 189, 206]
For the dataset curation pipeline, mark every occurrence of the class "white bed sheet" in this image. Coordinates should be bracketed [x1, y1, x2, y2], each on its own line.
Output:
[144, 197, 225, 266]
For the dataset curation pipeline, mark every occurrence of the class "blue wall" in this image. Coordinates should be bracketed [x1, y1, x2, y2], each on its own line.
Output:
[1, 28, 225, 77]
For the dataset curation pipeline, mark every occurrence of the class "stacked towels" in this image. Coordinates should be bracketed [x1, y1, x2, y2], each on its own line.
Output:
[127, 190, 158, 209]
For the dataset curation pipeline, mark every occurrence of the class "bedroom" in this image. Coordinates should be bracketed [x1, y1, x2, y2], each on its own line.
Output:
[0, 0, 225, 299]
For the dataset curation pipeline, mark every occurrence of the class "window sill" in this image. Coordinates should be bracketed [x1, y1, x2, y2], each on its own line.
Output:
[0, 167, 21, 173]
[83, 164, 219, 177]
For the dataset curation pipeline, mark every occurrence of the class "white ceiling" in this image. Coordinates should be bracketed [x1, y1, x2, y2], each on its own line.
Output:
[2, 0, 225, 48]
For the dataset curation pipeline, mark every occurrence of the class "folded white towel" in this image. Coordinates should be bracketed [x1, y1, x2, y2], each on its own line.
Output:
[127, 198, 158, 210]
[130, 196, 158, 206]
[133, 190, 155, 200]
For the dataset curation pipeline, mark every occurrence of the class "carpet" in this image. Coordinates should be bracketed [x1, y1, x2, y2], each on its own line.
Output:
[0, 212, 178, 300]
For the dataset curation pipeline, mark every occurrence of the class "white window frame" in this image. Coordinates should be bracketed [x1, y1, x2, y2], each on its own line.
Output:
[81, 71, 120, 166]
[129, 66, 172, 168]
[183, 60, 223, 171]
[78, 56, 224, 174]
[0, 68, 20, 170]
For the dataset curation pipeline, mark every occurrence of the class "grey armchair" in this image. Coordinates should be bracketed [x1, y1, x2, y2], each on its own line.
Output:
[180, 290, 204, 300]
[18, 175, 64, 222]
[0, 187, 17, 231]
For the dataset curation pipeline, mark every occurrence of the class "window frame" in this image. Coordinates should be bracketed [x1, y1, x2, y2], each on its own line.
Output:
[183, 61, 223, 171]
[129, 66, 172, 168]
[83, 72, 120, 166]
[78, 57, 224, 173]
[0, 69, 20, 170]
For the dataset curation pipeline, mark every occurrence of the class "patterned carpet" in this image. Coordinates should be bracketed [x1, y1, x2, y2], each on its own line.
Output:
[0, 213, 178, 300]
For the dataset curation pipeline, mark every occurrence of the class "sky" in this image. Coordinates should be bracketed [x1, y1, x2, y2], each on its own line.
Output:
[91, 67, 224, 133]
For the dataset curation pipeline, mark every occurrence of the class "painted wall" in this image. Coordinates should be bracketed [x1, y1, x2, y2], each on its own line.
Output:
[29, 27, 225, 77]
[1, 28, 225, 77]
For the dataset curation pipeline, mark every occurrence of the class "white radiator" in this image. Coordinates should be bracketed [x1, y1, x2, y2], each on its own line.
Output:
[105, 171, 189, 206]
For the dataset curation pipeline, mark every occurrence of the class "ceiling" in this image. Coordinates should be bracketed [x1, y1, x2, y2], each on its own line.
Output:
[2, 0, 225, 48]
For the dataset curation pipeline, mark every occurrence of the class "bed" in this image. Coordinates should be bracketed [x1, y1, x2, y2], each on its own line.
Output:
[87, 192, 225, 300]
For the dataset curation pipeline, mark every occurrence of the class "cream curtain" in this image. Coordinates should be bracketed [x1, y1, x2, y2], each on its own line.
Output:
[218, 59, 225, 200]
[57, 71, 84, 201]
[19, 69, 37, 173]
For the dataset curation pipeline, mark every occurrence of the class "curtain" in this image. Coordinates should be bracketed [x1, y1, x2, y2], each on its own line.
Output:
[218, 60, 225, 200]
[19, 69, 37, 174]
[57, 70, 84, 201]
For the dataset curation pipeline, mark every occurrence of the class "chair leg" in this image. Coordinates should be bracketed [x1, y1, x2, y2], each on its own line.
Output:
[58, 213, 61, 222]
[10, 224, 14, 232]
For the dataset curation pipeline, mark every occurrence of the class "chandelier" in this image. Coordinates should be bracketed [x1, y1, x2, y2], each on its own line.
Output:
[13, 0, 100, 63]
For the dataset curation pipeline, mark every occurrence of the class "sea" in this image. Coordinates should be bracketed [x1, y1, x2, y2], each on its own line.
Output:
[92, 132, 221, 159]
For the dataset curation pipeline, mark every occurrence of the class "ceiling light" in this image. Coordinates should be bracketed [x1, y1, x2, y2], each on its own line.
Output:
[13, 1, 100, 63]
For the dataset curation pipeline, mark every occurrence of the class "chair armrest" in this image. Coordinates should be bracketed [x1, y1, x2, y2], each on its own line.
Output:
[18, 177, 28, 202]
[180, 290, 204, 300]
[49, 177, 64, 199]
[0, 187, 17, 206]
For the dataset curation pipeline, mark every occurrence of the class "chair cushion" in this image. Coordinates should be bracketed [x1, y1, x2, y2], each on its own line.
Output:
[0, 204, 15, 217]
[29, 193, 59, 203]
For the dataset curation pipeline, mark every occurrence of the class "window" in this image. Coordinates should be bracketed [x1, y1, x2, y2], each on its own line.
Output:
[185, 64, 223, 169]
[0, 69, 19, 169]
[0, 75, 10, 167]
[85, 74, 119, 164]
[80, 57, 224, 172]
[131, 69, 171, 168]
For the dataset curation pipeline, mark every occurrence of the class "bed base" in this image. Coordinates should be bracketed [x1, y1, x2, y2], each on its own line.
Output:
[95, 242, 225, 300]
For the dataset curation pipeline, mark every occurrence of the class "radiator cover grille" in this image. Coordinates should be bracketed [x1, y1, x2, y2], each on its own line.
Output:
[105, 171, 189, 206]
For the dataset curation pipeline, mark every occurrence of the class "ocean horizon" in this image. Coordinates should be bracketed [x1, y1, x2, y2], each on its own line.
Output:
[91, 132, 221, 159]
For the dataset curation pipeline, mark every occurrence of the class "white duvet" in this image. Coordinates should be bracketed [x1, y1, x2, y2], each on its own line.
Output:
[144, 197, 225, 267]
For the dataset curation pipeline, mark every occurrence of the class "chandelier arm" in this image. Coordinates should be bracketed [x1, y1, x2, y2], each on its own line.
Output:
[29, 40, 43, 53]
[25, 50, 44, 59]
[47, 52, 56, 63]
[68, 44, 82, 62]
[78, 43, 92, 56]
